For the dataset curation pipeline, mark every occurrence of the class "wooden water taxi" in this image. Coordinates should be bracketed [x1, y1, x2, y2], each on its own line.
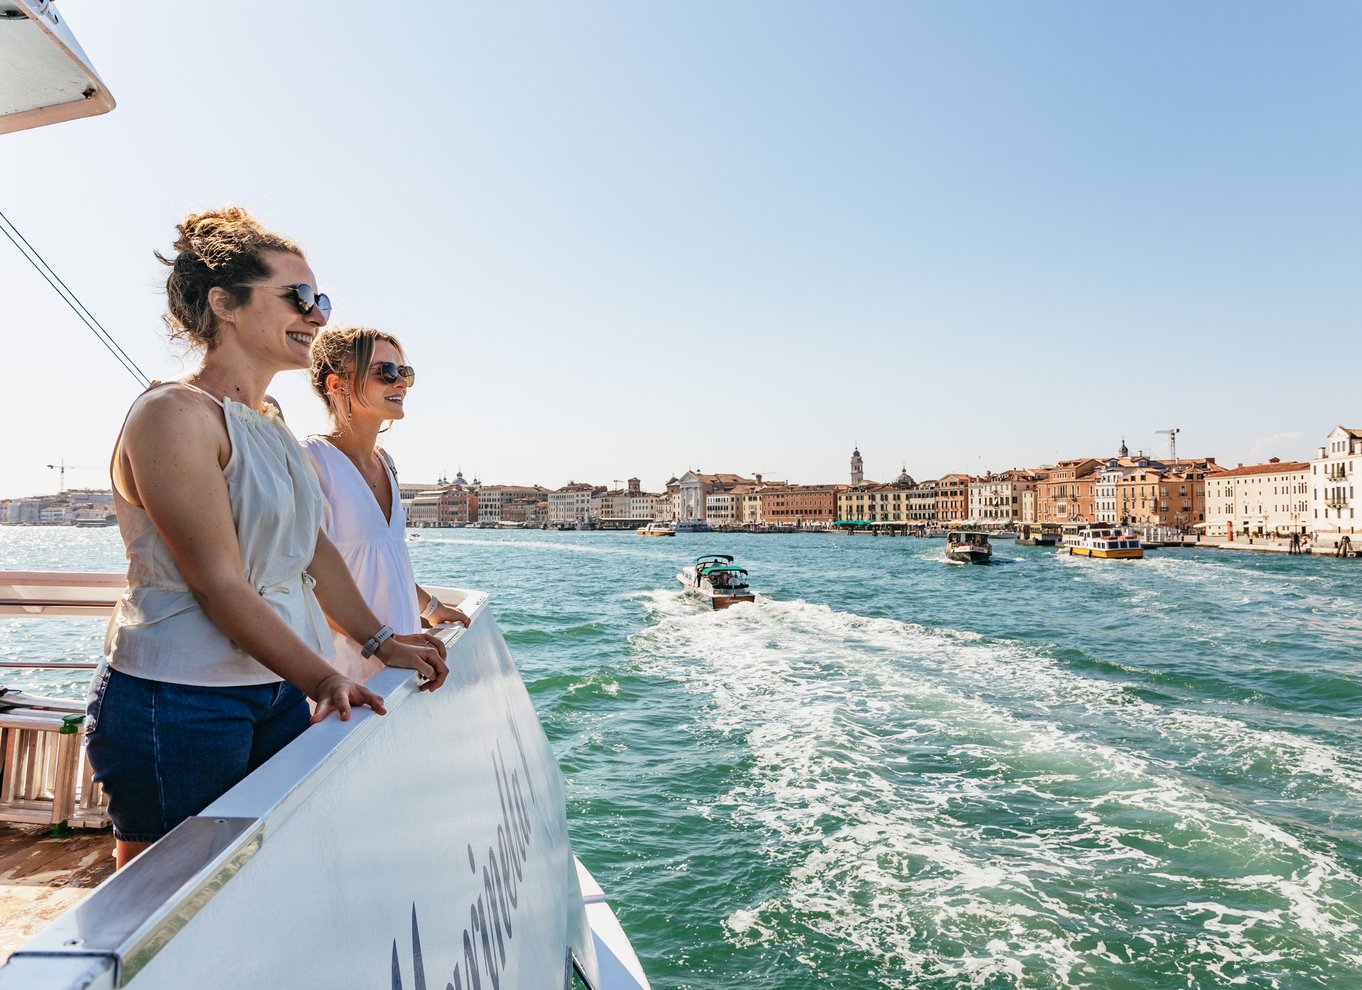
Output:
[678, 555, 757, 609]
[945, 531, 993, 564]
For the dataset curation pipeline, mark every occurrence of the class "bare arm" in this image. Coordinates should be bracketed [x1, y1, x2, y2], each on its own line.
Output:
[308, 534, 449, 690]
[416, 586, 470, 628]
[117, 389, 383, 719]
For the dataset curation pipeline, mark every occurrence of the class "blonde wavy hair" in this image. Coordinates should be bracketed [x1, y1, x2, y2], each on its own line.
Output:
[309, 327, 406, 429]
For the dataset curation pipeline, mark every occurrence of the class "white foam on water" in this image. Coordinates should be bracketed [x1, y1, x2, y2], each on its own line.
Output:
[631, 594, 1362, 987]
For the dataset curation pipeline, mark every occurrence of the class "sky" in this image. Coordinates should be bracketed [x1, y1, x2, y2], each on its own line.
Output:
[3, 1, 1360, 498]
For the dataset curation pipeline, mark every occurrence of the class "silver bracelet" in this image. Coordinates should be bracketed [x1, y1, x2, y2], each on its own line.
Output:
[419, 595, 441, 620]
[360, 624, 394, 659]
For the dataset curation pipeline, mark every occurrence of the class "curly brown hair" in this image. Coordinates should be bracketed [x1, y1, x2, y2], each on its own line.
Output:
[309, 327, 406, 425]
[156, 206, 304, 349]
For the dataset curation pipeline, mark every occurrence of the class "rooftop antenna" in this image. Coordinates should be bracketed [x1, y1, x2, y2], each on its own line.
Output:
[1156, 427, 1181, 466]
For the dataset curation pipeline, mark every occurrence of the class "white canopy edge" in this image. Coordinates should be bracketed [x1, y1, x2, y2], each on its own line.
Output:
[0, 0, 115, 135]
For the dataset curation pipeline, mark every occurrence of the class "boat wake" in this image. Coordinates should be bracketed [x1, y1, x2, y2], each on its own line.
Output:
[629, 591, 1362, 988]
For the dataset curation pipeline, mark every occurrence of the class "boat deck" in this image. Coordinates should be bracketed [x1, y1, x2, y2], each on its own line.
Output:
[0, 824, 113, 963]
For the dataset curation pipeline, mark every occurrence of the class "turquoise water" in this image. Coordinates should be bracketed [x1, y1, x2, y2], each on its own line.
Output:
[3, 528, 1361, 989]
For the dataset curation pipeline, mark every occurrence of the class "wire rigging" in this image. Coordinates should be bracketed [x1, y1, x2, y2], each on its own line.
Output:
[0, 208, 151, 388]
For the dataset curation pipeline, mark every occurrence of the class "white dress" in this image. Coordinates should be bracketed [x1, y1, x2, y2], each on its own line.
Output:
[301, 437, 419, 683]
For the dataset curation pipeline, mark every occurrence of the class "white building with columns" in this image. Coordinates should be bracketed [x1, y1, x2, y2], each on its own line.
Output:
[1311, 426, 1362, 537]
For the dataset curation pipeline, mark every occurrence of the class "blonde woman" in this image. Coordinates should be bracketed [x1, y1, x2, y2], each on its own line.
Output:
[87, 209, 449, 868]
[302, 327, 469, 684]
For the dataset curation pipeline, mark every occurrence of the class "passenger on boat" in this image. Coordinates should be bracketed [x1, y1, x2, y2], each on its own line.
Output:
[303, 327, 470, 683]
[88, 209, 449, 869]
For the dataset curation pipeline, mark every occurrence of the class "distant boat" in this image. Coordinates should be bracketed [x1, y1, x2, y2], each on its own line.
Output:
[637, 522, 677, 537]
[1015, 523, 1060, 547]
[946, 531, 993, 564]
[678, 554, 757, 609]
[674, 520, 710, 533]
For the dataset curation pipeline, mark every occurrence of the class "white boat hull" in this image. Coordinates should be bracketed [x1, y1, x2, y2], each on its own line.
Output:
[0, 583, 649, 990]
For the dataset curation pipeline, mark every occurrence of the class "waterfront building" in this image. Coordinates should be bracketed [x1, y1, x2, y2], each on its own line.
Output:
[671, 471, 755, 523]
[1116, 460, 1217, 532]
[706, 485, 751, 528]
[969, 470, 1037, 525]
[409, 490, 444, 527]
[501, 496, 547, 526]
[403, 473, 479, 528]
[476, 484, 551, 523]
[1, 489, 115, 527]
[548, 482, 603, 528]
[906, 479, 938, 526]
[759, 484, 842, 529]
[439, 485, 478, 526]
[1205, 459, 1310, 537]
[936, 474, 972, 523]
[1094, 447, 1165, 524]
[596, 479, 662, 524]
[1310, 426, 1362, 535]
[1036, 460, 1101, 524]
[836, 468, 917, 524]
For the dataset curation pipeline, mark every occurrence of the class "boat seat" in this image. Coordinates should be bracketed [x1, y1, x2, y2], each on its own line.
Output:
[0, 697, 108, 830]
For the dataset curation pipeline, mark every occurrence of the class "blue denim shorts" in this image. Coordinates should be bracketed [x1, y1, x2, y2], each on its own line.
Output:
[85, 666, 309, 843]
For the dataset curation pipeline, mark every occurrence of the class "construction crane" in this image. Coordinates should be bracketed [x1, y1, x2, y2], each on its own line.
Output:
[46, 460, 99, 494]
[1156, 428, 1180, 466]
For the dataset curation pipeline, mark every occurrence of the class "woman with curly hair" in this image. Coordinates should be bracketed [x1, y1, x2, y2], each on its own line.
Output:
[87, 207, 449, 868]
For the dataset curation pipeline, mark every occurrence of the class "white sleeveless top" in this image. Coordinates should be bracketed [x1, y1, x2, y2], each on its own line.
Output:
[300, 437, 419, 683]
[107, 383, 334, 686]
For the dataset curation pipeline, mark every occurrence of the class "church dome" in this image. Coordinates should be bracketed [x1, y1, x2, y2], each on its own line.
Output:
[896, 466, 915, 486]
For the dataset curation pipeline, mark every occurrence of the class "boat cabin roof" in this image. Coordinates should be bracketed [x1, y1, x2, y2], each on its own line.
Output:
[700, 565, 748, 574]
[694, 554, 735, 564]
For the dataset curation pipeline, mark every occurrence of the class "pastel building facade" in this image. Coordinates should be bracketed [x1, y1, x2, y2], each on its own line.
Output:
[1205, 459, 1310, 536]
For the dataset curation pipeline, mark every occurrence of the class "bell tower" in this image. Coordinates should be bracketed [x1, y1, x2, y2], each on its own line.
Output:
[850, 446, 864, 486]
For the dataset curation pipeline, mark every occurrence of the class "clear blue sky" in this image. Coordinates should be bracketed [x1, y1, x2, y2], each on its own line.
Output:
[3, 1, 1360, 497]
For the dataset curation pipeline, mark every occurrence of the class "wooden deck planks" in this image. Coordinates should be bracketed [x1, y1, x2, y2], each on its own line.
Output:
[0, 823, 114, 962]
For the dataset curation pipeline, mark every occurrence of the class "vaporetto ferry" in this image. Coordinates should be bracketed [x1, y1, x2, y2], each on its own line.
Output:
[1060, 525, 1145, 559]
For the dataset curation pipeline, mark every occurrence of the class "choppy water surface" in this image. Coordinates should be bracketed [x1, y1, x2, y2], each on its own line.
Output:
[4, 528, 1361, 989]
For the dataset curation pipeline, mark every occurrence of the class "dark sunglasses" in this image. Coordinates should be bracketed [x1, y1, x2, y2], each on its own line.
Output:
[234, 282, 332, 320]
[371, 361, 416, 387]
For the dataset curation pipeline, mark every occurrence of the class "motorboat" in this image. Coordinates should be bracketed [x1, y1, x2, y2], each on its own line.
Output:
[678, 555, 756, 609]
[945, 531, 993, 564]
[0, 9, 649, 988]
[674, 520, 710, 533]
[636, 522, 676, 537]
[1061, 526, 1144, 559]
